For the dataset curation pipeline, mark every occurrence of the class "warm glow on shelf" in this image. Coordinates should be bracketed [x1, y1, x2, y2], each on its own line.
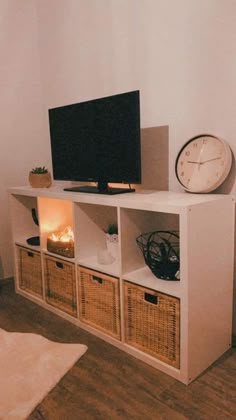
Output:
[48, 226, 74, 243]
[47, 226, 75, 258]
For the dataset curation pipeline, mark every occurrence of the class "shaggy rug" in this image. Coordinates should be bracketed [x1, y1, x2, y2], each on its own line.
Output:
[0, 328, 87, 419]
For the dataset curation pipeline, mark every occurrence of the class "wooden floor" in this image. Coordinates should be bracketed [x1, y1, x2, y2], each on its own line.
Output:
[0, 280, 236, 419]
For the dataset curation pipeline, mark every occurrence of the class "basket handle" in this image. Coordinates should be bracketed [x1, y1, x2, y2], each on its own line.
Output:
[56, 261, 64, 269]
[144, 292, 158, 305]
[92, 275, 103, 285]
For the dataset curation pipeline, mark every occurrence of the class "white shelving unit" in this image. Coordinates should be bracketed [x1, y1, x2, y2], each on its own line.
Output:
[8, 185, 235, 384]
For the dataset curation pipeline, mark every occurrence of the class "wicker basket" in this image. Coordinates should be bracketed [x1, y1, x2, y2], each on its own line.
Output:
[47, 237, 74, 258]
[123, 281, 180, 368]
[17, 246, 43, 298]
[44, 254, 77, 317]
[78, 266, 121, 340]
[136, 230, 180, 280]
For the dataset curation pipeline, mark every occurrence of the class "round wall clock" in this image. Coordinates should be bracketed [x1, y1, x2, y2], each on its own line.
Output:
[175, 134, 232, 193]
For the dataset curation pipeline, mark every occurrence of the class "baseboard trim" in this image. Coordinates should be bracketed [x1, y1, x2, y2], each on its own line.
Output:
[0, 277, 14, 285]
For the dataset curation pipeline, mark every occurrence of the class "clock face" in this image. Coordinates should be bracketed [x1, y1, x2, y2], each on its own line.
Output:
[175, 135, 232, 193]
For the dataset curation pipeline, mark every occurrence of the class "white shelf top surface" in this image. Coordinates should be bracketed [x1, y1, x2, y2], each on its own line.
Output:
[8, 185, 233, 213]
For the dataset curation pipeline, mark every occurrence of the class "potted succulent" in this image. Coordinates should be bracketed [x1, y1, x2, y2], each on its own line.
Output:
[105, 223, 119, 259]
[29, 166, 52, 188]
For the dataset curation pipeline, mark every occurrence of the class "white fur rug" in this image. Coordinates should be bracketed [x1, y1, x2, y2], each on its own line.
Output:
[0, 328, 87, 419]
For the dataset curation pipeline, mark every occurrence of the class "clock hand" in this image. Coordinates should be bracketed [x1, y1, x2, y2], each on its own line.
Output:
[187, 160, 202, 171]
[201, 157, 221, 163]
[187, 156, 221, 164]
[187, 160, 203, 164]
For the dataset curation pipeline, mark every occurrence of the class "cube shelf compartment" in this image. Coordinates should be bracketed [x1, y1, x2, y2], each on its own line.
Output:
[123, 281, 180, 368]
[78, 266, 121, 340]
[44, 254, 77, 317]
[17, 245, 43, 298]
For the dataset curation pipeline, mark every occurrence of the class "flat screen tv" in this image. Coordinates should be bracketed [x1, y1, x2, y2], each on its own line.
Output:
[48, 90, 141, 194]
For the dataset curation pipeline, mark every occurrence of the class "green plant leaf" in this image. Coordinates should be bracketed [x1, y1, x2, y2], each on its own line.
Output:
[31, 166, 48, 174]
[106, 223, 118, 234]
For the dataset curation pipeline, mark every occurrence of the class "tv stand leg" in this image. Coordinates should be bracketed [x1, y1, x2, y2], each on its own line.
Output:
[97, 181, 109, 193]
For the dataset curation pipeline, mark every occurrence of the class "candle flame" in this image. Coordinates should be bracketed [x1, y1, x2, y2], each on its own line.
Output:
[48, 226, 74, 243]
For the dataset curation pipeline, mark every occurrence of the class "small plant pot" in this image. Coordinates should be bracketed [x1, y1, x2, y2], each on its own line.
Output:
[106, 233, 119, 260]
[29, 172, 52, 188]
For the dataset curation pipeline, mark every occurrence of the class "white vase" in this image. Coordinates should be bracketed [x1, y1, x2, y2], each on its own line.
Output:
[106, 233, 119, 260]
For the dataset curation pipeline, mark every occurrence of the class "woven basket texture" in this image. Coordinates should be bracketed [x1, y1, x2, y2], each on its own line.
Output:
[47, 237, 74, 258]
[17, 246, 43, 297]
[124, 281, 180, 368]
[78, 266, 121, 340]
[44, 255, 77, 317]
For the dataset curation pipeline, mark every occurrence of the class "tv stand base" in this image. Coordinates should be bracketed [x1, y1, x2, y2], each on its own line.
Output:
[64, 185, 136, 195]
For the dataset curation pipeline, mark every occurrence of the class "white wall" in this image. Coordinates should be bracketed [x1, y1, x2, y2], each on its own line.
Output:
[36, 0, 236, 191]
[0, 0, 51, 279]
[1, 0, 236, 332]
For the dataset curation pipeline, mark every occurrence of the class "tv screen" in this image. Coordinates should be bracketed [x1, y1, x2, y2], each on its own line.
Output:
[48, 90, 141, 194]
